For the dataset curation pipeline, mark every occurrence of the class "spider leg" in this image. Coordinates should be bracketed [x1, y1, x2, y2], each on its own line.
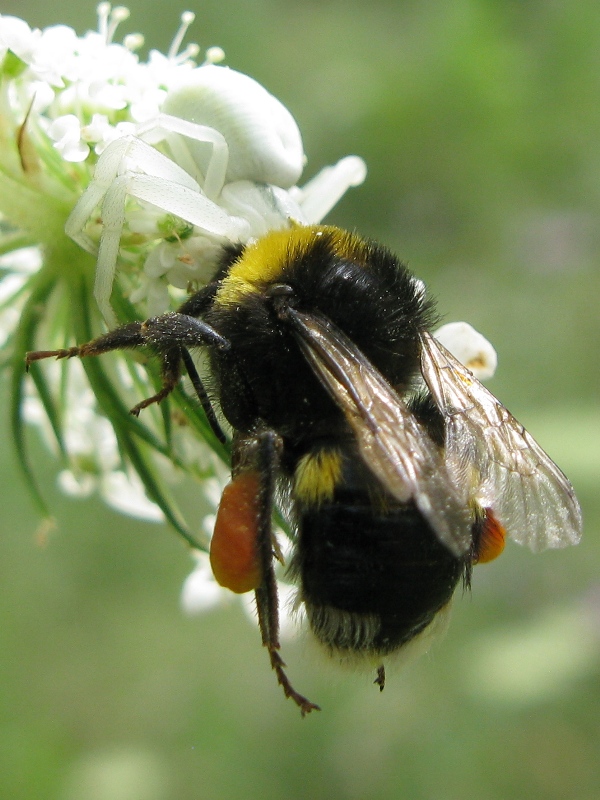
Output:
[94, 171, 239, 326]
[65, 137, 133, 254]
[137, 113, 229, 200]
[65, 131, 241, 326]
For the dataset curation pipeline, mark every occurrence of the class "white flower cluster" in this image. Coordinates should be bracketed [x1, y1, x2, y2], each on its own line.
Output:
[22, 355, 164, 520]
[0, 6, 203, 160]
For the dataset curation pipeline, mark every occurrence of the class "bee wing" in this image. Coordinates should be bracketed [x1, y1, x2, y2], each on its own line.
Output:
[420, 331, 582, 552]
[287, 308, 473, 556]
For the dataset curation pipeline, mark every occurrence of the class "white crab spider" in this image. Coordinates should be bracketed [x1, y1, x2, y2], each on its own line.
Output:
[66, 64, 366, 326]
[66, 65, 302, 325]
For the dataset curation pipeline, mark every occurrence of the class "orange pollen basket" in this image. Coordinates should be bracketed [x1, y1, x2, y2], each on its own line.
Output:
[475, 508, 507, 564]
[210, 472, 262, 593]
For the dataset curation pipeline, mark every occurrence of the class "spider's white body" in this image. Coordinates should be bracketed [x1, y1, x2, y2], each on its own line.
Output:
[66, 65, 366, 325]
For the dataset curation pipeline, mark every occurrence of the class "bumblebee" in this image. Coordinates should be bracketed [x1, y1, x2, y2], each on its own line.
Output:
[26, 225, 582, 714]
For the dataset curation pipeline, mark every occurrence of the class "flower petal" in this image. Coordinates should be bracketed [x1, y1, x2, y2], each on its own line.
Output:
[434, 321, 498, 380]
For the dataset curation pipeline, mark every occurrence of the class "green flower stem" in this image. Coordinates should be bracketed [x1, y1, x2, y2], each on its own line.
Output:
[69, 273, 204, 551]
[0, 170, 72, 244]
[10, 266, 60, 517]
[0, 231, 36, 257]
[9, 227, 94, 512]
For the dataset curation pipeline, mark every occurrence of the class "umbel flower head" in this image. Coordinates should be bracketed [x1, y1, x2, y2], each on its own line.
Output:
[0, 6, 497, 613]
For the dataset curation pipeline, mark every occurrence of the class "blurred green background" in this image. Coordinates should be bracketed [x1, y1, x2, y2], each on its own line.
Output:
[1, 1, 599, 798]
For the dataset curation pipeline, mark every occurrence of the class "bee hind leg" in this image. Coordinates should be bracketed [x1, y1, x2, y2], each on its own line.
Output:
[246, 429, 320, 716]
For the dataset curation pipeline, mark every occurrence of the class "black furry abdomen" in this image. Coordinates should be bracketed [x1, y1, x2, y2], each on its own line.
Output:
[295, 492, 467, 654]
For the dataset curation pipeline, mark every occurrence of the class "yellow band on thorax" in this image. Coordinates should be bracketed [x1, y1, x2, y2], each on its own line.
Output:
[215, 225, 370, 306]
